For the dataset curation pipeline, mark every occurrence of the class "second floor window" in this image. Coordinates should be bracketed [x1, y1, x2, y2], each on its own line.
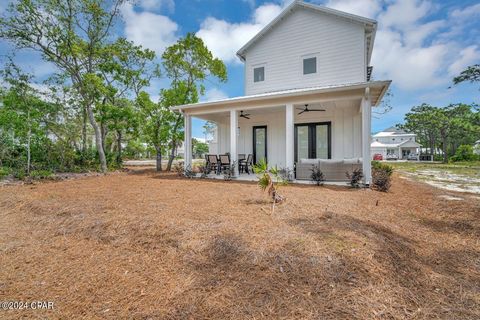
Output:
[303, 57, 317, 75]
[254, 67, 265, 82]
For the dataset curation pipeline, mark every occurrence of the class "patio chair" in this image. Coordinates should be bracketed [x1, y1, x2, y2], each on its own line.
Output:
[239, 154, 253, 174]
[238, 154, 246, 161]
[206, 154, 219, 174]
[218, 154, 231, 174]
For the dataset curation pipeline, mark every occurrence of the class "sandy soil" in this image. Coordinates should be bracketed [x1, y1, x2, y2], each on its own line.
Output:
[0, 169, 479, 319]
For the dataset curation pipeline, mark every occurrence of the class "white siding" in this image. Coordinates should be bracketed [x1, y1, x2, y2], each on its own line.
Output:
[244, 7, 366, 95]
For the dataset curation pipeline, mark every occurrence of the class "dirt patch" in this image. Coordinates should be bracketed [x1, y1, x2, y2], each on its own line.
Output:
[0, 169, 479, 319]
[400, 169, 480, 194]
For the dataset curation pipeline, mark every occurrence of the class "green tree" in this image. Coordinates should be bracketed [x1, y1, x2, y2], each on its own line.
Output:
[399, 104, 439, 156]
[399, 103, 479, 162]
[161, 33, 227, 171]
[0, 64, 56, 174]
[202, 121, 216, 142]
[192, 138, 209, 158]
[137, 92, 173, 171]
[0, 0, 156, 172]
[453, 64, 480, 90]
[103, 98, 138, 166]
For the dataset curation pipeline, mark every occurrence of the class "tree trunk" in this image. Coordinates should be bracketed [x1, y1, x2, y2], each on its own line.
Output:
[100, 121, 107, 155]
[116, 130, 122, 166]
[441, 134, 448, 163]
[26, 116, 31, 175]
[86, 105, 107, 172]
[82, 105, 87, 152]
[166, 115, 183, 171]
[156, 147, 162, 172]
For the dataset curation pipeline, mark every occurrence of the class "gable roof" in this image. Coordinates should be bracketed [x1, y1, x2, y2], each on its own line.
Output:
[371, 140, 421, 148]
[236, 0, 377, 63]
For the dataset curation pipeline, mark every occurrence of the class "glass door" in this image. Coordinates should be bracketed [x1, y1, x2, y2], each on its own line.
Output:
[296, 125, 309, 161]
[253, 126, 267, 164]
[295, 122, 331, 161]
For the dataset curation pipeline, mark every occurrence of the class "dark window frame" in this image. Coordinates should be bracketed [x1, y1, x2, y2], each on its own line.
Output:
[294, 122, 331, 162]
[303, 57, 317, 75]
[253, 125, 268, 164]
[253, 66, 265, 82]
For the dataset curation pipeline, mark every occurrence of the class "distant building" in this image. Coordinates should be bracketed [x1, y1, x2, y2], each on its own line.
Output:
[474, 140, 480, 155]
[371, 127, 421, 160]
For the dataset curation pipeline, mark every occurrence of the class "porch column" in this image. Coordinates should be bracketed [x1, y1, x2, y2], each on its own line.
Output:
[184, 113, 192, 170]
[361, 89, 372, 185]
[285, 103, 294, 170]
[230, 109, 238, 176]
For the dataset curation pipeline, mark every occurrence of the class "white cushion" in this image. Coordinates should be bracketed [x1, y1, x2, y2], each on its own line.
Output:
[343, 158, 360, 164]
[320, 159, 343, 165]
[299, 158, 318, 165]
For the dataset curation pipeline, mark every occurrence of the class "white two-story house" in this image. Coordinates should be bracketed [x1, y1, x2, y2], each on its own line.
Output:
[371, 127, 421, 160]
[172, 0, 391, 184]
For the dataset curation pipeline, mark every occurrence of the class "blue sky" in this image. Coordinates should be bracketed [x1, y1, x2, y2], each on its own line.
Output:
[1, 0, 479, 138]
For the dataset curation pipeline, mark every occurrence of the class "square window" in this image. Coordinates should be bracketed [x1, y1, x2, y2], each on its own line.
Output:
[254, 67, 264, 82]
[303, 57, 317, 75]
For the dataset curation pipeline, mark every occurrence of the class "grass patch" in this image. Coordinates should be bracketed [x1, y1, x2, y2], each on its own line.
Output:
[387, 161, 480, 177]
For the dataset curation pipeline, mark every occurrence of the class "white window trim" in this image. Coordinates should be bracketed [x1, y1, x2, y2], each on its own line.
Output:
[252, 63, 266, 83]
[300, 53, 319, 77]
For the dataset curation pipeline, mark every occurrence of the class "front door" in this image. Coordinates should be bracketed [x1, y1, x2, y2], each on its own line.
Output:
[294, 122, 331, 162]
[253, 126, 267, 164]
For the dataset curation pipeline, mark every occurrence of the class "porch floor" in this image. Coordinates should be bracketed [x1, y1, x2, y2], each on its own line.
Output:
[202, 173, 349, 186]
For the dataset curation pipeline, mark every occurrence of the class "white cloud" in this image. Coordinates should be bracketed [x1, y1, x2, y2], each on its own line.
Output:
[138, 0, 175, 12]
[448, 45, 480, 76]
[451, 3, 480, 19]
[323, 0, 382, 19]
[378, 0, 433, 29]
[121, 3, 178, 55]
[196, 3, 283, 64]
[356, 0, 480, 91]
[201, 88, 229, 102]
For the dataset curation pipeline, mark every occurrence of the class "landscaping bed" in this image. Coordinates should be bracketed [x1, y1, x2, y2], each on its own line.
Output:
[0, 169, 479, 319]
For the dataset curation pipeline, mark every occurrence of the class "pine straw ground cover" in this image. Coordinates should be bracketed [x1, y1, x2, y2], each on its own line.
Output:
[0, 169, 479, 319]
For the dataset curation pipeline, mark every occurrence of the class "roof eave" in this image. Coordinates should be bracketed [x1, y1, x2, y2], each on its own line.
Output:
[171, 80, 391, 112]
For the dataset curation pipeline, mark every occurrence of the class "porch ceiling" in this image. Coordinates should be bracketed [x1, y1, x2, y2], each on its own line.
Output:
[192, 100, 359, 122]
[171, 80, 391, 116]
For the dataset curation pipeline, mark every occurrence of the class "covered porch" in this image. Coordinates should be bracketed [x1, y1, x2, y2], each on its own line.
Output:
[174, 81, 391, 185]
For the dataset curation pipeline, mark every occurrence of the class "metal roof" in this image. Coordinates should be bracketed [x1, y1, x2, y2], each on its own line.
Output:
[171, 80, 391, 113]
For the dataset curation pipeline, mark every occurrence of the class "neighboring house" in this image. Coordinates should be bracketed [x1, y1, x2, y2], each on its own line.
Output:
[172, 0, 391, 184]
[371, 127, 421, 160]
[474, 140, 480, 155]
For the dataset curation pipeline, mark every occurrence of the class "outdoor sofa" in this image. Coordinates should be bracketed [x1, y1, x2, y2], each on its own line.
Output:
[295, 158, 363, 181]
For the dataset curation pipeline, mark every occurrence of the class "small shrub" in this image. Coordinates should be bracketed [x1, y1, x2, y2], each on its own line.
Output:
[310, 165, 325, 186]
[371, 161, 393, 176]
[253, 159, 287, 213]
[197, 164, 208, 179]
[30, 169, 54, 180]
[346, 168, 363, 188]
[0, 167, 11, 179]
[173, 161, 184, 176]
[13, 170, 26, 180]
[450, 145, 479, 162]
[223, 160, 237, 181]
[371, 169, 392, 192]
[278, 167, 294, 182]
[184, 165, 196, 179]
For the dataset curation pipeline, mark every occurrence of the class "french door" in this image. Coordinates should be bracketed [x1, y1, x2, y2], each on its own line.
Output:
[294, 122, 331, 162]
[253, 126, 267, 164]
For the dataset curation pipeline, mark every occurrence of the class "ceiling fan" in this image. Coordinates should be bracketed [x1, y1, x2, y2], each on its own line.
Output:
[239, 110, 251, 119]
[297, 104, 325, 115]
